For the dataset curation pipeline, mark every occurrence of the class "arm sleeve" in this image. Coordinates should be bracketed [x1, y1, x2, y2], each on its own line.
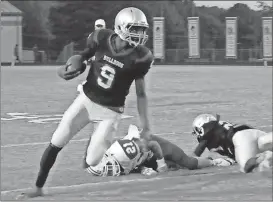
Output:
[79, 30, 100, 61]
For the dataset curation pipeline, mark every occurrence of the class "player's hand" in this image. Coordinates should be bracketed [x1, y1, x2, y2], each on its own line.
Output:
[63, 68, 82, 80]
[141, 167, 157, 176]
[156, 158, 168, 172]
[212, 157, 235, 167]
[57, 64, 82, 80]
[140, 128, 152, 140]
[157, 164, 168, 172]
[58, 55, 86, 80]
[224, 157, 236, 165]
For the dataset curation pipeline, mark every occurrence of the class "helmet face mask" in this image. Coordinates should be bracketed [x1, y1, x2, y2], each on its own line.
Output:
[87, 154, 121, 177]
[192, 114, 217, 139]
[95, 24, 104, 30]
[101, 154, 121, 177]
[114, 7, 149, 47]
[192, 125, 205, 138]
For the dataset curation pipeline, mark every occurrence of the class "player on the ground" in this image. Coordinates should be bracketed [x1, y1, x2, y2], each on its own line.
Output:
[191, 114, 272, 173]
[86, 125, 167, 176]
[140, 133, 234, 172]
[18, 7, 154, 199]
[87, 124, 232, 177]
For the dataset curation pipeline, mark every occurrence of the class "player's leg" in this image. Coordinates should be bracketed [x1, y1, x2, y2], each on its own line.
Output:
[257, 131, 272, 152]
[243, 131, 272, 173]
[85, 103, 121, 167]
[37, 93, 91, 186]
[233, 129, 263, 172]
[82, 122, 98, 168]
[86, 119, 119, 166]
[18, 93, 91, 199]
[150, 135, 199, 170]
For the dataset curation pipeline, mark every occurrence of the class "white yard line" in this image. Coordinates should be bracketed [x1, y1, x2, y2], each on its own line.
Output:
[1, 132, 176, 148]
[1, 170, 234, 195]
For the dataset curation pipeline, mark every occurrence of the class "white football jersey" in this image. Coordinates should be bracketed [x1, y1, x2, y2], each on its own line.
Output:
[106, 139, 143, 174]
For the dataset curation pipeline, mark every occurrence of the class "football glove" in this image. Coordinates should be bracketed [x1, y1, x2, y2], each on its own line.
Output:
[141, 167, 157, 176]
[212, 157, 236, 167]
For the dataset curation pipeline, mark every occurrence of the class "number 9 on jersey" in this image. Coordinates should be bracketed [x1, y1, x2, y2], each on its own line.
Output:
[97, 65, 116, 89]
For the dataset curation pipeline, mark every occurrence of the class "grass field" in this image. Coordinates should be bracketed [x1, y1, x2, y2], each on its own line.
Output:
[1, 65, 272, 201]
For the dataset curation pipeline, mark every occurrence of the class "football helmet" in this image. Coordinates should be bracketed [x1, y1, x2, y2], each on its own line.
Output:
[86, 154, 121, 177]
[114, 7, 149, 47]
[95, 19, 106, 30]
[192, 114, 218, 138]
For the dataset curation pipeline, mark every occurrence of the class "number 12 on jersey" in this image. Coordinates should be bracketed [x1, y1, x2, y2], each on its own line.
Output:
[97, 65, 116, 89]
[118, 139, 138, 160]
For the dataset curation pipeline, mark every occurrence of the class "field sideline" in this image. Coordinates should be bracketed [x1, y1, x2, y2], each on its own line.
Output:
[1, 65, 272, 200]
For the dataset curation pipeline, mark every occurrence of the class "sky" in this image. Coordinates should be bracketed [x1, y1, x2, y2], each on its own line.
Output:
[194, 1, 273, 10]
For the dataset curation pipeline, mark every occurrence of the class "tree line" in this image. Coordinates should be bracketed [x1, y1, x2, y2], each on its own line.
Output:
[10, 1, 273, 60]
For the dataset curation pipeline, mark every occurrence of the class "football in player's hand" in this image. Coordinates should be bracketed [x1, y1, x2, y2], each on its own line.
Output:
[65, 55, 86, 73]
[57, 55, 86, 80]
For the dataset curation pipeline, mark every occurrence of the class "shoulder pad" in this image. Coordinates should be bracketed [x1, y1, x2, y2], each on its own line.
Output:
[97, 29, 115, 43]
[135, 46, 153, 64]
[87, 29, 114, 47]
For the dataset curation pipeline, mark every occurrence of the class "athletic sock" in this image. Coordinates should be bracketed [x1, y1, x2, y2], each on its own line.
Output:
[35, 143, 62, 188]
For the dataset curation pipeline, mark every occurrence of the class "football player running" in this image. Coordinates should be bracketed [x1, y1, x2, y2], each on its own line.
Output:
[80, 18, 106, 152]
[18, 7, 154, 199]
[191, 114, 272, 173]
[86, 125, 167, 177]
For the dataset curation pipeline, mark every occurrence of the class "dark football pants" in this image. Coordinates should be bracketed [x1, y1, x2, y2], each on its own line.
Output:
[150, 135, 198, 170]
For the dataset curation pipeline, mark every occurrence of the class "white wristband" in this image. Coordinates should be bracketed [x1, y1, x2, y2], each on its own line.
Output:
[156, 158, 166, 168]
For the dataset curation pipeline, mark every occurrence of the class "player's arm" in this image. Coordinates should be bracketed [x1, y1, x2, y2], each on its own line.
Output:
[57, 58, 86, 80]
[79, 30, 99, 62]
[135, 78, 150, 139]
[146, 140, 167, 172]
[57, 31, 99, 80]
[135, 51, 154, 140]
[192, 139, 208, 157]
[147, 140, 164, 160]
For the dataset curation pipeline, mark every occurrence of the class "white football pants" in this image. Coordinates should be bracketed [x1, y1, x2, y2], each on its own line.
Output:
[232, 129, 272, 172]
[51, 84, 121, 166]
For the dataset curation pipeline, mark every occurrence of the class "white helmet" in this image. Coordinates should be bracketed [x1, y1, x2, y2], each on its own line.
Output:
[95, 19, 106, 30]
[114, 7, 149, 47]
[192, 114, 217, 138]
[86, 154, 121, 177]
